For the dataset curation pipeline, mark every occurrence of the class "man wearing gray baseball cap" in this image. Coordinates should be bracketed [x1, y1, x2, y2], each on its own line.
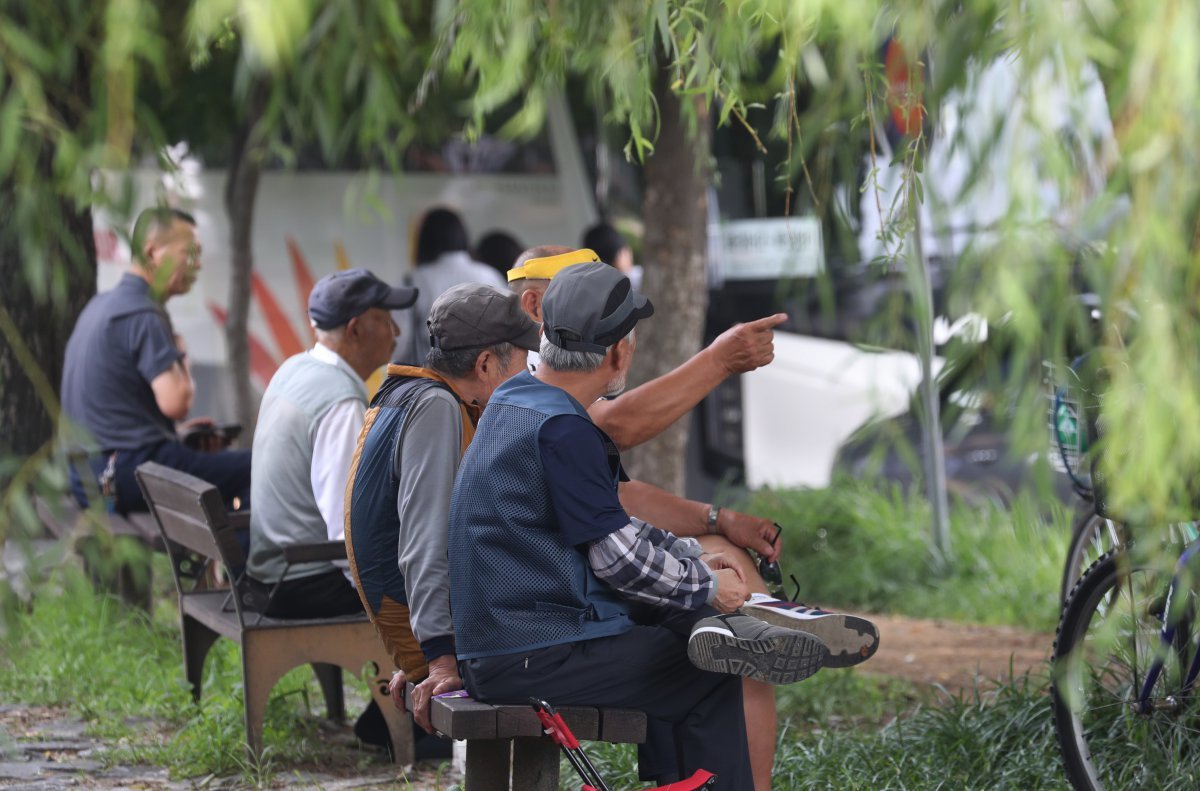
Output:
[344, 282, 538, 745]
[448, 263, 829, 789]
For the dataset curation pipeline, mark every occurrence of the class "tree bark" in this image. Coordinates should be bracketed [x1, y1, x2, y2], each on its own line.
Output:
[0, 32, 97, 482]
[622, 69, 712, 494]
[224, 81, 269, 441]
[0, 187, 96, 466]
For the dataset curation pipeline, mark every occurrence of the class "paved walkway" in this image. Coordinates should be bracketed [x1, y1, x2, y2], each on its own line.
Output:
[0, 705, 457, 790]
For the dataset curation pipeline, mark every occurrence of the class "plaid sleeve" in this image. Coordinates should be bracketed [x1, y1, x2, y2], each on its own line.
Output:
[630, 516, 704, 560]
[587, 521, 714, 610]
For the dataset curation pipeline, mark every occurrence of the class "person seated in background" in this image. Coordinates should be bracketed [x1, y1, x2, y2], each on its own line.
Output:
[473, 229, 524, 281]
[583, 220, 642, 291]
[244, 267, 414, 751]
[447, 262, 829, 790]
[61, 206, 250, 514]
[399, 207, 506, 364]
[344, 283, 539, 742]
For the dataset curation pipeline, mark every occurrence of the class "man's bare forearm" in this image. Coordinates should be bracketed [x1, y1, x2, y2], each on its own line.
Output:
[589, 347, 727, 450]
[619, 479, 709, 537]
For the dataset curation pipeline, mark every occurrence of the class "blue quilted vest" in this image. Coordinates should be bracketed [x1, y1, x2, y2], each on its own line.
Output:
[449, 372, 633, 659]
[346, 372, 446, 612]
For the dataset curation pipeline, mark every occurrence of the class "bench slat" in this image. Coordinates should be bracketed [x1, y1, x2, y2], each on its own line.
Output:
[599, 707, 648, 743]
[496, 704, 599, 740]
[431, 695, 498, 740]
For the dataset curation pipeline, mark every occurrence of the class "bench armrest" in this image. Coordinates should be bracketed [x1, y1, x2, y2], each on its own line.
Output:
[282, 540, 347, 564]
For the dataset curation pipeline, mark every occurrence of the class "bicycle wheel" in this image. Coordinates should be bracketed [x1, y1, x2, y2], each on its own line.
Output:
[1052, 551, 1200, 790]
[1060, 511, 1126, 603]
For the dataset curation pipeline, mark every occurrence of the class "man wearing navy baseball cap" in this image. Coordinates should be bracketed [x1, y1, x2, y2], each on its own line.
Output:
[246, 267, 417, 749]
[249, 267, 416, 611]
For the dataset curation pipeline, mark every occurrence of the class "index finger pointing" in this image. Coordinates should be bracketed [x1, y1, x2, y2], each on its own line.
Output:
[746, 313, 788, 331]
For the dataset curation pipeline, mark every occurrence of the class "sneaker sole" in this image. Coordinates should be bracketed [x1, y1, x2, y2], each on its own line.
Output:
[687, 625, 828, 685]
[743, 605, 879, 669]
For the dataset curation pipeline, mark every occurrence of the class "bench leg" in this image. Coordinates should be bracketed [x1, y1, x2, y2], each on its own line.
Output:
[466, 739, 511, 791]
[181, 615, 220, 702]
[511, 736, 559, 791]
[311, 663, 345, 721]
[240, 633, 294, 761]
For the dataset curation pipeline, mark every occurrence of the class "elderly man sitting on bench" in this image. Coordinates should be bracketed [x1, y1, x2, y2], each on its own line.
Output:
[448, 263, 833, 789]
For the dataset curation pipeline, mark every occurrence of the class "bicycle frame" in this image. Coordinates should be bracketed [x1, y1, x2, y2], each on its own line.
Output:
[1136, 523, 1200, 711]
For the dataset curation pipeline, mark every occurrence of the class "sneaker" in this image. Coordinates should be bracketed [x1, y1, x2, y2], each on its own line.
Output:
[742, 593, 880, 668]
[687, 612, 828, 685]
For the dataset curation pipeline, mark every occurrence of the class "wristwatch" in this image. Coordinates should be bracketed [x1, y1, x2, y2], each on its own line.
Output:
[706, 504, 721, 534]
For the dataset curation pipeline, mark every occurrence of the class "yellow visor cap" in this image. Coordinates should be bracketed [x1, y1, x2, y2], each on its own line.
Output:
[507, 248, 601, 282]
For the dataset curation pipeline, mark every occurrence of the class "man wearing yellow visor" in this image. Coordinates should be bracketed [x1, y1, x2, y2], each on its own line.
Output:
[506, 245, 802, 791]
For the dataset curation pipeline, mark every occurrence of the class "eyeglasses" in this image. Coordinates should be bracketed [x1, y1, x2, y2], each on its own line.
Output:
[757, 523, 785, 599]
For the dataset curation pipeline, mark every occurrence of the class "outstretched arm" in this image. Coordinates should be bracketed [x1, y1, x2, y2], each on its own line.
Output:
[589, 313, 787, 449]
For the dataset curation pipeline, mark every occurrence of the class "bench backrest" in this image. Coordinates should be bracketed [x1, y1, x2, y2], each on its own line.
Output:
[134, 462, 249, 611]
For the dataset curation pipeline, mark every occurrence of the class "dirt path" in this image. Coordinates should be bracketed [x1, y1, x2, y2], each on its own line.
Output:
[856, 612, 1054, 692]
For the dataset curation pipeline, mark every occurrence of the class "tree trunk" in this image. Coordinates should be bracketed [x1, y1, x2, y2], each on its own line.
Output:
[0, 187, 96, 467]
[224, 81, 269, 442]
[0, 33, 96, 484]
[622, 70, 712, 494]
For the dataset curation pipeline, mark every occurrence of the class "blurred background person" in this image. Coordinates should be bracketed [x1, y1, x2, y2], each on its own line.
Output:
[401, 207, 505, 363]
[582, 221, 642, 292]
[473, 229, 524, 281]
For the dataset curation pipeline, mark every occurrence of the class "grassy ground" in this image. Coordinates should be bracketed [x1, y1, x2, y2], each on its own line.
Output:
[743, 476, 1072, 632]
[0, 478, 1075, 788]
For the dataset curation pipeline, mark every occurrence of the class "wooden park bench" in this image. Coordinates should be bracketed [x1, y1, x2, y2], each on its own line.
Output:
[35, 494, 168, 608]
[414, 685, 647, 790]
[134, 461, 414, 764]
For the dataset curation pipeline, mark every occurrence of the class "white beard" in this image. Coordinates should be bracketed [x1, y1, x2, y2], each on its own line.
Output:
[604, 372, 627, 397]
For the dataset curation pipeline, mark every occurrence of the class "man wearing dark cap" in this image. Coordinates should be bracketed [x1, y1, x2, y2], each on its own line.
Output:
[247, 267, 415, 617]
[448, 263, 828, 789]
[344, 282, 539, 737]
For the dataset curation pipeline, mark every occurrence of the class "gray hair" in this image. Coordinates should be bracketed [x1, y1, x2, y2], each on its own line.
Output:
[538, 330, 633, 373]
[427, 342, 514, 378]
[313, 324, 346, 343]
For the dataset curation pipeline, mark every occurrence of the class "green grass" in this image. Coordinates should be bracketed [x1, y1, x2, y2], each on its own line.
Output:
[0, 570, 395, 783]
[743, 476, 1071, 631]
[0, 476, 1077, 786]
[572, 675, 1065, 790]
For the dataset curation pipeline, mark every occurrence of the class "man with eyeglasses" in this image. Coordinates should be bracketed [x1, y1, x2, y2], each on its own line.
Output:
[61, 206, 251, 515]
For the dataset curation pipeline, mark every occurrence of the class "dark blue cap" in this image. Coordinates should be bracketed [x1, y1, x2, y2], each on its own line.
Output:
[308, 268, 418, 330]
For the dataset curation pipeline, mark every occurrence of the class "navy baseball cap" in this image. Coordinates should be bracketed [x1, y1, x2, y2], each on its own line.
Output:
[308, 268, 418, 330]
[542, 262, 653, 353]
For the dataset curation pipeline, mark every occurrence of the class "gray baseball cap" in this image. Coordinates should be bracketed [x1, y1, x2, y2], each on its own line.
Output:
[308, 268, 418, 330]
[541, 262, 654, 353]
[428, 282, 541, 352]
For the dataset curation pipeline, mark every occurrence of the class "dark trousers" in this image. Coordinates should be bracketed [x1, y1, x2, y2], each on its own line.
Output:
[459, 607, 752, 790]
[260, 568, 365, 619]
[71, 440, 252, 515]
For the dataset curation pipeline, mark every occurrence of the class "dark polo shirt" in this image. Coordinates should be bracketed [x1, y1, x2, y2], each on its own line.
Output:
[61, 273, 182, 451]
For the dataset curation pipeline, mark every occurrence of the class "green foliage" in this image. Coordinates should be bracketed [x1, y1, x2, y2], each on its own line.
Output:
[744, 477, 1069, 631]
[573, 676, 1062, 791]
[0, 571, 388, 782]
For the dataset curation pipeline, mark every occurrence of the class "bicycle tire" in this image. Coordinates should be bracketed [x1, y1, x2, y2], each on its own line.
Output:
[1060, 511, 1126, 603]
[1051, 550, 1200, 791]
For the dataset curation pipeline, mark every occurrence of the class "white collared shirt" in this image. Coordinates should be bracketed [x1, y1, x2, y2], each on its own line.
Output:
[308, 344, 367, 574]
